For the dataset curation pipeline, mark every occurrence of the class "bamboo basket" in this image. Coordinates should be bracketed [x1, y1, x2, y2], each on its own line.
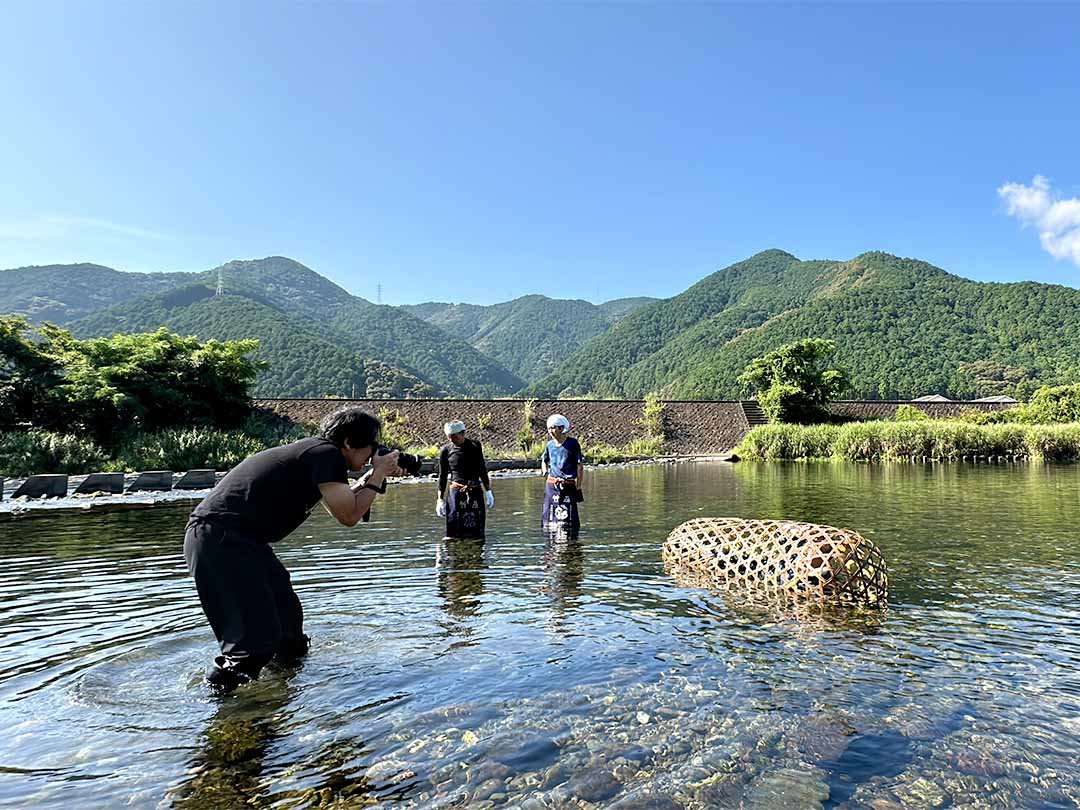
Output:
[663, 517, 888, 605]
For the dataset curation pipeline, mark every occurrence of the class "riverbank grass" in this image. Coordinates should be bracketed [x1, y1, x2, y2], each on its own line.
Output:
[737, 421, 1080, 462]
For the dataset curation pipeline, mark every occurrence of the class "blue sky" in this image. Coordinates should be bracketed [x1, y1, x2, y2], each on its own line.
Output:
[2, 2, 1078, 305]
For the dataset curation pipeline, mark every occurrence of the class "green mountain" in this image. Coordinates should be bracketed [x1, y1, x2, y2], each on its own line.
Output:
[0, 263, 190, 323]
[403, 294, 656, 380]
[68, 287, 442, 398]
[41, 256, 523, 397]
[201, 258, 524, 395]
[525, 250, 1080, 400]
[12, 251, 1080, 401]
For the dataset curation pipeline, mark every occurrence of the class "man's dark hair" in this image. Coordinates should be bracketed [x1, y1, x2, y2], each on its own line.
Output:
[319, 407, 381, 449]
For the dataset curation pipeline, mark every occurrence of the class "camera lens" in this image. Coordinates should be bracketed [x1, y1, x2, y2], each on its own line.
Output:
[374, 446, 422, 476]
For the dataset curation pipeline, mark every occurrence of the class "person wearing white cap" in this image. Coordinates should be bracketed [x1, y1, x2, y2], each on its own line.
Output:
[436, 420, 494, 539]
[540, 414, 585, 534]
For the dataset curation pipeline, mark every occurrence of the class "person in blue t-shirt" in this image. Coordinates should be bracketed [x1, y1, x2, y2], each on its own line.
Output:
[540, 413, 585, 533]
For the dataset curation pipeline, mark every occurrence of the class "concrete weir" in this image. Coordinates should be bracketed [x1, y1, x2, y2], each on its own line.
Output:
[12, 475, 70, 499]
[127, 471, 173, 493]
[74, 473, 125, 495]
[174, 469, 216, 489]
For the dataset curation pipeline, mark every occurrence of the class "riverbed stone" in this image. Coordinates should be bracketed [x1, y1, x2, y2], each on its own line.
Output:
[743, 767, 830, 809]
[487, 732, 560, 769]
[607, 788, 681, 809]
[363, 758, 416, 786]
[567, 768, 621, 802]
[891, 775, 950, 808]
[466, 761, 510, 786]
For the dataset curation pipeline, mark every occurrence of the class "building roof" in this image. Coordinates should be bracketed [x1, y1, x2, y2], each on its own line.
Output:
[972, 395, 1018, 403]
[912, 394, 953, 402]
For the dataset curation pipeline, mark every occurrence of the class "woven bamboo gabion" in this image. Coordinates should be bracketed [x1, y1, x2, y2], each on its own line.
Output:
[663, 518, 888, 605]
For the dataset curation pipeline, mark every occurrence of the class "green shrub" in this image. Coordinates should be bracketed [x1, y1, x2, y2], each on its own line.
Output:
[113, 428, 266, 472]
[0, 430, 109, 476]
[965, 384, 1080, 425]
[516, 425, 535, 454]
[517, 400, 538, 453]
[894, 404, 929, 422]
[1025, 384, 1080, 423]
[241, 411, 313, 446]
[405, 444, 442, 459]
[639, 391, 667, 440]
[585, 443, 623, 464]
[582, 437, 665, 465]
[376, 407, 415, 449]
[625, 436, 665, 457]
[1026, 424, 1080, 462]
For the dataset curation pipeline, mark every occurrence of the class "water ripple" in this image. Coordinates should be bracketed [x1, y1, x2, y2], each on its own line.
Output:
[1, 462, 1079, 808]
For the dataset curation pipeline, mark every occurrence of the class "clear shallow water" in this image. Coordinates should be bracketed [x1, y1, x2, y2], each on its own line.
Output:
[1, 461, 1079, 809]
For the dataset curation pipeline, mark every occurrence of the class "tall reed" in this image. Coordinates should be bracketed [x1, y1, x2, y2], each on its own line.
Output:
[737, 421, 1080, 462]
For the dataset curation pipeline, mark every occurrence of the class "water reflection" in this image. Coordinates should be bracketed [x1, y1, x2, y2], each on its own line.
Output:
[435, 538, 487, 629]
[172, 678, 297, 809]
[171, 670, 388, 809]
[539, 534, 584, 633]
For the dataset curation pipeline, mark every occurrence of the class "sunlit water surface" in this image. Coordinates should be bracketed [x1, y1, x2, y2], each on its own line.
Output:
[1, 461, 1079, 809]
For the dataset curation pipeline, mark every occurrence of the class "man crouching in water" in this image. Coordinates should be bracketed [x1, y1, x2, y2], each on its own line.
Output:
[183, 406, 401, 692]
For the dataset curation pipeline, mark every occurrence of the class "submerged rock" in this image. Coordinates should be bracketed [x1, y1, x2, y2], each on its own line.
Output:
[567, 768, 622, 802]
[744, 766, 830, 809]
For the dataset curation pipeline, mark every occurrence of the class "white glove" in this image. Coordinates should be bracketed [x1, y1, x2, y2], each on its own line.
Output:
[485, 490, 495, 509]
[435, 498, 447, 518]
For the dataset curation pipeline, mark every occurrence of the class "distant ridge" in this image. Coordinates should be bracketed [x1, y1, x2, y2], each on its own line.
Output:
[6, 256, 523, 397]
[403, 294, 657, 380]
[6, 250, 1080, 400]
[0, 262, 190, 323]
[524, 250, 1080, 400]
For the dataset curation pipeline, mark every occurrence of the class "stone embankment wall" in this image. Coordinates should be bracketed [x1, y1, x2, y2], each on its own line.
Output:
[255, 399, 751, 454]
[828, 400, 1009, 421]
[254, 398, 1017, 455]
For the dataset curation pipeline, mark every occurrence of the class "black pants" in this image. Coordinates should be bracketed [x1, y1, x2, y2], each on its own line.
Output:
[183, 518, 307, 678]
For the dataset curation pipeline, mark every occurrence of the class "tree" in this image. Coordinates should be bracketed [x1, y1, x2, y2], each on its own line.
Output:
[1, 320, 264, 440]
[738, 338, 847, 423]
[0, 316, 63, 430]
[40, 326, 264, 439]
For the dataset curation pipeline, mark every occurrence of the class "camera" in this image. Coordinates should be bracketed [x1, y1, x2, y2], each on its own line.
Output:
[375, 445, 423, 476]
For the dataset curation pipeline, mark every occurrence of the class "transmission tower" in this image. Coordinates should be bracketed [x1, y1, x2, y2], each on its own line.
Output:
[376, 283, 382, 304]
[215, 269, 224, 297]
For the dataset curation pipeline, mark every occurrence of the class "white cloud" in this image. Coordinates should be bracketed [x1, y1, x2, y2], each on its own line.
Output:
[0, 215, 167, 241]
[998, 175, 1080, 266]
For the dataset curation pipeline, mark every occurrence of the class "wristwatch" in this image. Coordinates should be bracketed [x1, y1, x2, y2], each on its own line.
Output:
[362, 480, 387, 494]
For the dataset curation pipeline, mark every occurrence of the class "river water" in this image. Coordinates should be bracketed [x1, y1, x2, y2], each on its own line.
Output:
[1, 461, 1078, 808]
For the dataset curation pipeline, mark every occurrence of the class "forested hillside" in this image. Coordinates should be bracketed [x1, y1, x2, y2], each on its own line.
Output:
[70, 288, 442, 397]
[404, 294, 656, 380]
[67, 257, 524, 396]
[0, 263, 190, 323]
[9, 251, 1080, 400]
[526, 251, 1080, 400]
[204, 258, 524, 395]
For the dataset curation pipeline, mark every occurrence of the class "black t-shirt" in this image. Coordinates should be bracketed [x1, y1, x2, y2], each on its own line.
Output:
[438, 438, 490, 491]
[191, 437, 348, 543]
